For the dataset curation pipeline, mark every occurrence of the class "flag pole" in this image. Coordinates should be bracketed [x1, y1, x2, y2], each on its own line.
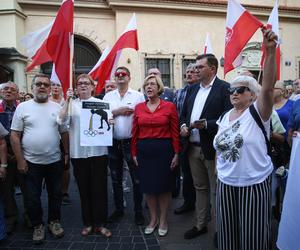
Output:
[68, 20, 74, 119]
[69, 33, 74, 90]
[258, 68, 263, 85]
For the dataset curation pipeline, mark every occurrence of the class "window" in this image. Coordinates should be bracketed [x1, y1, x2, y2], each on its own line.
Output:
[41, 36, 101, 76]
[182, 59, 195, 81]
[145, 58, 171, 87]
[0, 64, 13, 83]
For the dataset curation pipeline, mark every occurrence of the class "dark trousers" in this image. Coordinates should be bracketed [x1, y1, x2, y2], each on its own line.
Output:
[25, 161, 63, 227]
[0, 160, 28, 227]
[0, 198, 6, 240]
[108, 139, 143, 213]
[180, 150, 195, 207]
[72, 156, 108, 227]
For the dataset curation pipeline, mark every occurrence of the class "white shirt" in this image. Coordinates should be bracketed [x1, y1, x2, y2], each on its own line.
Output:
[67, 97, 108, 159]
[103, 88, 145, 140]
[11, 100, 67, 164]
[189, 77, 215, 143]
[290, 93, 300, 101]
[213, 102, 273, 187]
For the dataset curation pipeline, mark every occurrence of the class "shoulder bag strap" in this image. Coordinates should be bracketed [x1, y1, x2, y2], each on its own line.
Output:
[249, 104, 272, 157]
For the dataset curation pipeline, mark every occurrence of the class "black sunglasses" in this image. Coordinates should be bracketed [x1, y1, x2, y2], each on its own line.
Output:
[35, 82, 51, 88]
[228, 86, 250, 95]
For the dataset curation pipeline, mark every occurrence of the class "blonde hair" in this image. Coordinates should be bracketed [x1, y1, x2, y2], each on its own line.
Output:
[142, 75, 164, 96]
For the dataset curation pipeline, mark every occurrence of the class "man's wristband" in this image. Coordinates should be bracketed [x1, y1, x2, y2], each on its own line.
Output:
[1, 164, 8, 168]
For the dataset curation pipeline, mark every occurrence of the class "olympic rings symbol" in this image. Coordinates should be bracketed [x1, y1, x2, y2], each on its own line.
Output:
[84, 130, 99, 137]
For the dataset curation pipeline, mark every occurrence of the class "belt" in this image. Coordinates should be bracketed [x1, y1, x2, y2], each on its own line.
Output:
[114, 138, 132, 144]
[190, 142, 201, 147]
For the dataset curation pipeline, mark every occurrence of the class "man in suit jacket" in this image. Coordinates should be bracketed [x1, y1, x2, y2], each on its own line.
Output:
[180, 54, 232, 239]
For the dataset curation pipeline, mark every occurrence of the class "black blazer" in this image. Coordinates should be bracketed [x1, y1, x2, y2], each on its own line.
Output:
[180, 77, 232, 160]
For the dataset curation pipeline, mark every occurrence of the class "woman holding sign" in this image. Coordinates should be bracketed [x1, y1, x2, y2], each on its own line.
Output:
[59, 74, 111, 238]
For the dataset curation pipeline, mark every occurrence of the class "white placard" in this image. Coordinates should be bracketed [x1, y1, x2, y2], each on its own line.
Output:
[80, 101, 112, 146]
[277, 134, 300, 250]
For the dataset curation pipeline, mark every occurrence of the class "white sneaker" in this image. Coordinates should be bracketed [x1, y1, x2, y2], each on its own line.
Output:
[48, 220, 64, 238]
[33, 224, 45, 244]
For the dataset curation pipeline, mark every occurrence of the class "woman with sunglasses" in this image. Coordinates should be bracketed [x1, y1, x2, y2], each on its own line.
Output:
[213, 29, 277, 250]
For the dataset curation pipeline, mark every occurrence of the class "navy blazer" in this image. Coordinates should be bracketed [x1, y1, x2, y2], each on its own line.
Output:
[180, 77, 232, 160]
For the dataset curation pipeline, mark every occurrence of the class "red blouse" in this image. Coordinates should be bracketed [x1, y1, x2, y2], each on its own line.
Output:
[131, 99, 180, 156]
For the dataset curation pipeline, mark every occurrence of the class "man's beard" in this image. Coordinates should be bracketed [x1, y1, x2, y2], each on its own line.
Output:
[35, 93, 48, 103]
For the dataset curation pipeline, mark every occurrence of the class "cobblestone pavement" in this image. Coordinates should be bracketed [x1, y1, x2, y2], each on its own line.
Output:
[0, 173, 278, 250]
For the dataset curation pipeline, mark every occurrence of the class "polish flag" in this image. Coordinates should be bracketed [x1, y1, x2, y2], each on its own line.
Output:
[224, 0, 263, 76]
[261, 0, 280, 80]
[89, 13, 139, 95]
[21, 0, 74, 95]
[89, 46, 111, 77]
[51, 64, 61, 85]
[204, 33, 213, 54]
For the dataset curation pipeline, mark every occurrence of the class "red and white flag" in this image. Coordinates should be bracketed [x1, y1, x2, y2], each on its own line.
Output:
[204, 33, 213, 54]
[224, 0, 263, 76]
[89, 13, 139, 95]
[261, 0, 280, 80]
[89, 46, 111, 77]
[21, 0, 74, 95]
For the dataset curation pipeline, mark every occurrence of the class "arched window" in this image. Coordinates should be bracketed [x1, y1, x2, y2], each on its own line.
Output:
[74, 36, 101, 74]
[41, 36, 101, 76]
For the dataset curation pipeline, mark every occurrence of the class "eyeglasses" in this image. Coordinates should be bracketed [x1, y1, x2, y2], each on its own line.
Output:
[35, 82, 51, 88]
[3, 87, 17, 93]
[51, 83, 61, 87]
[77, 81, 91, 86]
[115, 71, 129, 78]
[228, 86, 250, 95]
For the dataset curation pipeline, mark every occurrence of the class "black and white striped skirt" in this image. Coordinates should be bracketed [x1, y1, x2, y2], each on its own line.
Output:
[216, 176, 272, 250]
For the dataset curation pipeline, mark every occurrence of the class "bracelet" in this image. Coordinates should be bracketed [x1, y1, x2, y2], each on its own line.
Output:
[1, 164, 8, 168]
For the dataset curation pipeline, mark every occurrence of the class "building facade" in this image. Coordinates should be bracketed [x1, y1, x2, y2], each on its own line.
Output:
[1, 0, 300, 91]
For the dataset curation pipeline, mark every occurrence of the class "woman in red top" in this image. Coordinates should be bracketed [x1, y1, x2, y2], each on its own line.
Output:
[132, 75, 180, 237]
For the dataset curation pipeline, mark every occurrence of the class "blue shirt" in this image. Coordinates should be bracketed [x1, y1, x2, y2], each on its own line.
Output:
[276, 99, 294, 138]
[288, 99, 300, 131]
[174, 84, 189, 118]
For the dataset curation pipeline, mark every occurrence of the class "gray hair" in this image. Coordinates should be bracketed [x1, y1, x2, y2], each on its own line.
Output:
[0, 81, 19, 92]
[186, 63, 195, 71]
[231, 75, 261, 95]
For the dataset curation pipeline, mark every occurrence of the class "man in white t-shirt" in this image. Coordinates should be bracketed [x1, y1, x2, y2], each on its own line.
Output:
[10, 74, 69, 245]
[103, 66, 145, 225]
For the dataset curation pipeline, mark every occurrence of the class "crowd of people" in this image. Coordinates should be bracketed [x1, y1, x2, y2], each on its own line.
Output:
[0, 29, 299, 249]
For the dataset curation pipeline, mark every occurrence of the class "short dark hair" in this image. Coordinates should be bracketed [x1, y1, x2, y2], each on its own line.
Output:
[196, 53, 218, 71]
[31, 73, 50, 88]
[115, 66, 130, 77]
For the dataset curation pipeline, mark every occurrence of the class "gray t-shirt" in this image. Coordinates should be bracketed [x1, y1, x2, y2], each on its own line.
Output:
[11, 100, 67, 164]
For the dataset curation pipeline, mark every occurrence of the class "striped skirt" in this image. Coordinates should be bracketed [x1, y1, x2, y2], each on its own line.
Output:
[216, 176, 272, 250]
